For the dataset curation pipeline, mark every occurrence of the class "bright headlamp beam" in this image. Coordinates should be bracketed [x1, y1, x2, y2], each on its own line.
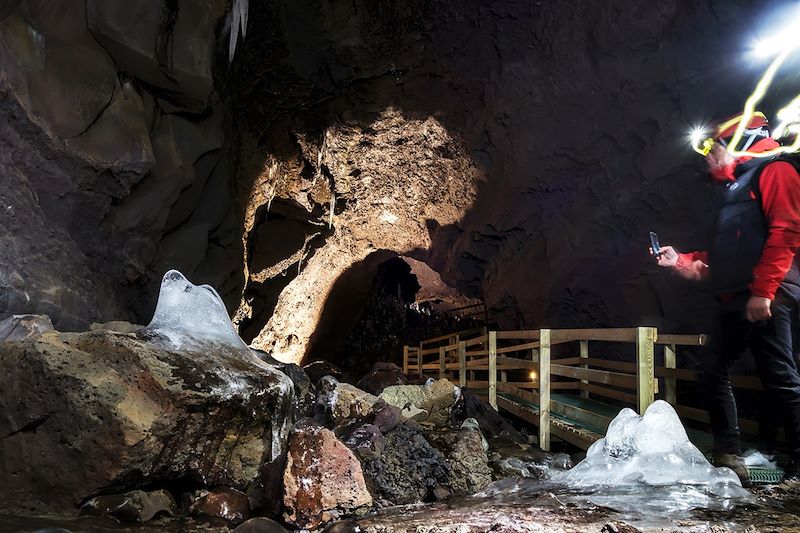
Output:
[727, 44, 800, 158]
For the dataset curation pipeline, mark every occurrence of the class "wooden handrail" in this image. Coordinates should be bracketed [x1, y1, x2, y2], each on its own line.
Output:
[403, 326, 767, 452]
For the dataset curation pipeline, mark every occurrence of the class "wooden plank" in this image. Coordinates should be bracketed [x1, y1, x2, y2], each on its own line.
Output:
[439, 346, 446, 379]
[496, 330, 540, 340]
[656, 334, 708, 346]
[552, 398, 613, 433]
[554, 357, 582, 366]
[495, 356, 536, 369]
[550, 328, 638, 343]
[458, 341, 466, 387]
[636, 327, 657, 414]
[420, 363, 440, 371]
[552, 382, 582, 389]
[466, 380, 489, 388]
[466, 357, 489, 368]
[403, 345, 409, 374]
[498, 396, 598, 449]
[664, 344, 677, 405]
[674, 404, 760, 435]
[420, 347, 441, 356]
[464, 335, 488, 347]
[550, 364, 637, 389]
[489, 331, 497, 410]
[585, 358, 637, 373]
[580, 383, 637, 404]
[496, 341, 541, 354]
[539, 329, 551, 451]
[465, 350, 489, 357]
[498, 384, 610, 444]
[580, 340, 589, 399]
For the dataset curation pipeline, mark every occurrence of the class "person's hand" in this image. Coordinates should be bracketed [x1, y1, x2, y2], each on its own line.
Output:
[746, 296, 772, 322]
[651, 245, 679, 267]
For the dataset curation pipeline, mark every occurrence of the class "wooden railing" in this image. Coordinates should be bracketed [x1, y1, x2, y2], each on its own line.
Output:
[403, 327, 762, 452]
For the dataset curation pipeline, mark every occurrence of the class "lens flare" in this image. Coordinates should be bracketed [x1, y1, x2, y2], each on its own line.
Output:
[726, 13, 800, 158]
[529, 370, 537, 381]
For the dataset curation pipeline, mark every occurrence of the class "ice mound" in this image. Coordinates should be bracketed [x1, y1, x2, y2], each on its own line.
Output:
[553, 400, 741, 488]
[144, 270, 251, 353]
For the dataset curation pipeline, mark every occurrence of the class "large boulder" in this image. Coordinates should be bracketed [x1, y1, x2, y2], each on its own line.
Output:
[360, 422, 451, 505]
[379, 379, 459, 427]
[356, 362, 408, 395]
[283, 424, 372, 530]
[426, 427, 493, 495]
[0, 329, 293, 514]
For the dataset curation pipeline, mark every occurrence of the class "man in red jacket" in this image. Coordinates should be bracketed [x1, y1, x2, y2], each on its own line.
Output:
[655, 112, 800, 486]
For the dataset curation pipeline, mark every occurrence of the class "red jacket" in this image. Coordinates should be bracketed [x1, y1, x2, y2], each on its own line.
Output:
[678, 142, 800, 300]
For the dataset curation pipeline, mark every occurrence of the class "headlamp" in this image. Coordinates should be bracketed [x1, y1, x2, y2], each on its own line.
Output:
[690, 127, 714, 156]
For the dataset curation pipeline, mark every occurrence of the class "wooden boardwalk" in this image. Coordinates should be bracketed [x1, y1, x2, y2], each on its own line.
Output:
[403, 327, 767, 454]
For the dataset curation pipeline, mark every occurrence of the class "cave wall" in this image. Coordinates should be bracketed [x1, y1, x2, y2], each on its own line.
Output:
[1, 0, 793, 363]
[0, 0, 242, 329]
[232, 0, 782, 363]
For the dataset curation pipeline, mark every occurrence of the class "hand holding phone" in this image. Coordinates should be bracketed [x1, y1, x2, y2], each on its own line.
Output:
[650, 232, 661, 256]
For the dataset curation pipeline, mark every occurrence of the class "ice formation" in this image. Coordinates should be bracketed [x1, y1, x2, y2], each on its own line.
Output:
[553, 400, 741, 488]
[145, 270, 251, 353]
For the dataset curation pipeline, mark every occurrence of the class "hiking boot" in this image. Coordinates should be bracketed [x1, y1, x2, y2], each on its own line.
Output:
[714, 453, 752, 487]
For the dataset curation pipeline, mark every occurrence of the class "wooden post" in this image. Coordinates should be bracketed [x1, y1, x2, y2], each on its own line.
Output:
[458, 341, 467, 387]
[579, 339, 589, 399]
[439, 346, 446, 379]
[664, 343, 677, 405]
[488, 331, 497, 410]
[418, 342, 423, 375]
[636, 327, 657, 415]
[403, 345, 409, 374]
[539, 329, 551, 452]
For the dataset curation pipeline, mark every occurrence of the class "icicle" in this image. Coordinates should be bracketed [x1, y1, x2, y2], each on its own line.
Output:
[228, 0, 249, 63]
[328, 190, 335, 229]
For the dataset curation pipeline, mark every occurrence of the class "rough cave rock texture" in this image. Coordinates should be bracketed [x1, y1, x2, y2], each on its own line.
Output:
[283, 424, 372, 530]
[0, 0, 774, 361]
[0, 329, 292, 514]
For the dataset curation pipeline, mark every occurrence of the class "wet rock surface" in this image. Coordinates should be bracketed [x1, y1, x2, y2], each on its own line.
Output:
[80, 489, 176, 523]
[283, 424, 372, 530]
[0, 329, 292, 514]
[233, 517, 290, 533]
[361, 421, 451, 505]
[190, 487, 250, 526]
[488, 436, 572, 480]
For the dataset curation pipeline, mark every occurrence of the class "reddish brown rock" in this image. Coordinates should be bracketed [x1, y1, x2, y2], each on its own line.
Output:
[191, 486, 250, 526]
[283, 425, 372, 529]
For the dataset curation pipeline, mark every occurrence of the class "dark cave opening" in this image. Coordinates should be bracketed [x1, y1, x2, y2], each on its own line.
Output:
[305, 253, 487, 378]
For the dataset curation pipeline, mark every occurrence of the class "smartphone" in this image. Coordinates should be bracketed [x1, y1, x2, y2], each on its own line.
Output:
[650, 232, 661, 255]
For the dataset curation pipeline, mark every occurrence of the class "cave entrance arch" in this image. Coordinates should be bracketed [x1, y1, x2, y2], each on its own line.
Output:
[304, 252, 484, 378]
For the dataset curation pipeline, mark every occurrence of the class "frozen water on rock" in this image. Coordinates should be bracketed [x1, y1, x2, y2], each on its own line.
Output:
[545, 400, 755, 516]
[554, 400, 741, 488]
[145, 270, 251, 353]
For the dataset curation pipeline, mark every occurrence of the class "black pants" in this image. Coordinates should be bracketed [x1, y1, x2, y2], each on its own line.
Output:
[701, 288, 800, 457]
